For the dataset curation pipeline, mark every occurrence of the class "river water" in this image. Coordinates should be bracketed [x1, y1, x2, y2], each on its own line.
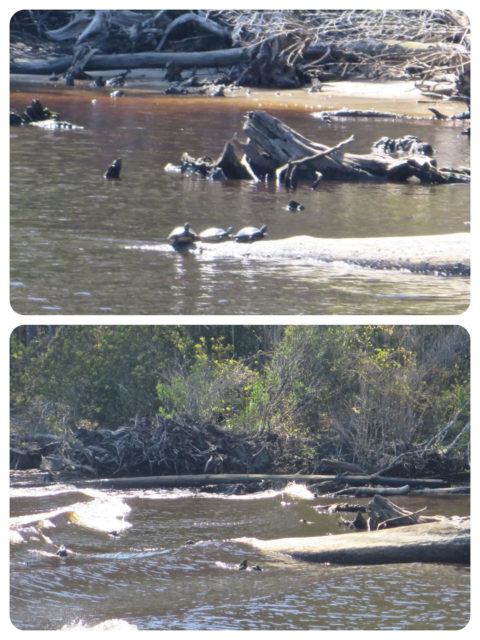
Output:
[10, 83, 470, 315]
[10, 480, 470, 630]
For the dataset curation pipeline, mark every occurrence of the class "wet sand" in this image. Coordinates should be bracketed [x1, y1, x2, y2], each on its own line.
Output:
[11, 71, 467, 119]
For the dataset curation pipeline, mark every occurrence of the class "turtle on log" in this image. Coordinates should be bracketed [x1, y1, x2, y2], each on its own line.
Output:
[234, 224, 267, 243]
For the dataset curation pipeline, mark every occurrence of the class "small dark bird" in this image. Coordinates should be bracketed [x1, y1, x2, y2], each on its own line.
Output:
[287, 200, 304, 211]
[238, 558, 248, 570]
[104, 158, 122, 180]
[56, 545, 68, 557]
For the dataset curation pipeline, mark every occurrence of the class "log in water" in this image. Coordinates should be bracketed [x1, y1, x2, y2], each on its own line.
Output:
[237, 517, 470, 565]
[194, 233, 469, 276]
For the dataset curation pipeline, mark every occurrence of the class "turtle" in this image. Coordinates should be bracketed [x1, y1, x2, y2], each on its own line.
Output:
[198, 226, 233, 242]
[234, 224, 267, 243]
[168, 222, 198, 245]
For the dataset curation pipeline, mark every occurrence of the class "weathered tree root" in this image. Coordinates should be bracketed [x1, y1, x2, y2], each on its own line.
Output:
[169, 109, 470, 185]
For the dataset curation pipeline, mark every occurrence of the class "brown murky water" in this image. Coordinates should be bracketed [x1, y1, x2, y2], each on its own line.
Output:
[10, 481, 470, 630]
[10, 83, 470, 314]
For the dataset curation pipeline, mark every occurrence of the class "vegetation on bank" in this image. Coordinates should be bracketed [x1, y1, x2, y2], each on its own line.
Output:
[10, 326, 470, 478]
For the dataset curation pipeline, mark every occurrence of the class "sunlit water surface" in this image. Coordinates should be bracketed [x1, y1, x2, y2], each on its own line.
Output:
[10, 480, 470, 630]
[10, 85, 469, 314]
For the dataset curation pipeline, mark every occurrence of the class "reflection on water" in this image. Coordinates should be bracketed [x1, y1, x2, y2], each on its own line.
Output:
[10, 86, 469, 314]
[10, 481, 470, 630]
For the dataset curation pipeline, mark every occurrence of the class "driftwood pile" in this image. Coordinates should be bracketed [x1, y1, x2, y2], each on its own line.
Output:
[10, 418, 274, 479]
[172, 110, 470, 185]
[10, 412, 469, 500]
[10, 10, 470, 100]
[317, 494, 451, 532]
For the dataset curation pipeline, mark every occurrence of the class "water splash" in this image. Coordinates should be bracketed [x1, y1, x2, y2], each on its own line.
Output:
[68, 491, 132, 533]
[61, 618, 138, 631]
[282, 482, 316, 500]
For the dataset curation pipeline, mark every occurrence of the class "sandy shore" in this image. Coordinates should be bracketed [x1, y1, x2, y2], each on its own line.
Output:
[10, 70, 467, 119]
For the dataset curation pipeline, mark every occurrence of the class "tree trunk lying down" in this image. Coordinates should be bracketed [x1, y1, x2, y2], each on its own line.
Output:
[10, 48, 250, 76]
[196, 233, 470, 277]
[70, 472, 450, 491]
[236, 517, 470, 565]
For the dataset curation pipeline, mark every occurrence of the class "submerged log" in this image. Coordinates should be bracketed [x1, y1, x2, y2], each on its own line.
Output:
[236, 517, 470, 565]
[196, 233, 469, 277]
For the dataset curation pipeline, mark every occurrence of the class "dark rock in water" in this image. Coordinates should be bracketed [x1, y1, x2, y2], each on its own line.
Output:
[104, 158, 122, 180]
[10, 112, 24, 126]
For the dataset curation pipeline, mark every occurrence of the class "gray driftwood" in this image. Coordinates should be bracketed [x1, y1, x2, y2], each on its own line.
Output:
[240, 110, 470, 184]
[236, 517, 470, 565]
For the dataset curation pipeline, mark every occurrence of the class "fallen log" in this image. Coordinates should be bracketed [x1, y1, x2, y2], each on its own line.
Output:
[236, 517, 470, 565]
[63, 472, 449, 491]
[194, 233, 469, 277]
[10, 48, 251, 76]
[332, 484, 411, 498]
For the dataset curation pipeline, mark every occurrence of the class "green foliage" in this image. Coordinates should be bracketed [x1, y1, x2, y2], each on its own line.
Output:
[156, 335, 261, 429]
[10, 325, 470, 470]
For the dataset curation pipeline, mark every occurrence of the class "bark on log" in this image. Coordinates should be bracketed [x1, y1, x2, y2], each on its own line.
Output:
[236, 517, 470, 565]
[10, 48, 251, 75]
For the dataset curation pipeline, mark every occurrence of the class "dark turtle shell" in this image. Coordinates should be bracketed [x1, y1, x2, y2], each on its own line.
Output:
[234, 224, 267, 242]
[199, 226, 233, 242]
[168, 222, 198, 244]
